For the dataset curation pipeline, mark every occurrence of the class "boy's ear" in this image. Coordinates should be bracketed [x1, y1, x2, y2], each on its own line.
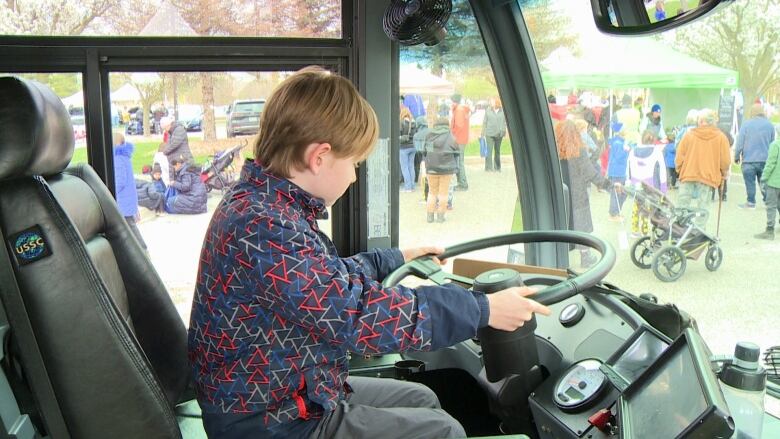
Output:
[305, 142, 332, 174]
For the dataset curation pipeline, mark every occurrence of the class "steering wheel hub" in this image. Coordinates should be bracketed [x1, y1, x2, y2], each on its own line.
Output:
[473, 268, 525, 294]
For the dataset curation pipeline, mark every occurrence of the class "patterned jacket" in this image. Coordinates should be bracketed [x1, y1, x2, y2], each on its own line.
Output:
[188, 160, 489, 433]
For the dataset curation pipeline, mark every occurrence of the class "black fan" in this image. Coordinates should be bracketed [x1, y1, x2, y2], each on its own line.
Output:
[383, 0, 452, 47]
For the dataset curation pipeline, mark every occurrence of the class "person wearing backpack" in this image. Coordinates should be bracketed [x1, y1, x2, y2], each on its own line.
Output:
[424, 115, 459, 223]
[399, 102, 417, 192]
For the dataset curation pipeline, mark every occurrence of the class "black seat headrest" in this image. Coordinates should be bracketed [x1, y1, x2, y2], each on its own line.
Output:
[0, 76, 75, 180]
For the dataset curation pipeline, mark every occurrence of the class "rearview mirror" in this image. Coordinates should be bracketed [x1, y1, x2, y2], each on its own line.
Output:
[590, 0, 733, 35]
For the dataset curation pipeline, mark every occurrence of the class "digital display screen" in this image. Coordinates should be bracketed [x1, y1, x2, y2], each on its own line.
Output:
[612, 330, 669, 385]
[625, 345, 708, 437]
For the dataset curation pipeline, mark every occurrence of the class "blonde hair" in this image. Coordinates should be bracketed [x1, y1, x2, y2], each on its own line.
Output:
[697, 108, 717, 126]
[112, 132, 125, 146]
[253, 66, 379, 178]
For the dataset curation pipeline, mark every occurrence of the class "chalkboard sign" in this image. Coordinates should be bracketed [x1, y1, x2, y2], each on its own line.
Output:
[717, 95, 735, 135]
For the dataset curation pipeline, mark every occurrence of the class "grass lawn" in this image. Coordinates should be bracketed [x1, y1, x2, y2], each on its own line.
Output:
[71, 141, 213, 175]
[70, 135, 500, 175]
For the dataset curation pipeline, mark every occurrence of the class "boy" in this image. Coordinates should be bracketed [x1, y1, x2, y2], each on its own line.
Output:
[425, 115, 460, 223]
[755, 132, 780, 240]
[187, 67, 549, 439]
[607, 122, 630, 221]
[136, 163, 167, 215]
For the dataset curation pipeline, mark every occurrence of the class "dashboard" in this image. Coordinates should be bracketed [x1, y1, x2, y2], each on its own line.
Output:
[400, 272, 734, 438]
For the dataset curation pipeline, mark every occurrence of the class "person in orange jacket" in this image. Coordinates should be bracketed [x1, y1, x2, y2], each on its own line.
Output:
[450, 94, 471, 191]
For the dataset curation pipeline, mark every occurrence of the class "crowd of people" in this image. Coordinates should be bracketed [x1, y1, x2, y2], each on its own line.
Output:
[399, 93, 507, 224]
[111, 115, 209, 234]
[555, 90, 780, 265]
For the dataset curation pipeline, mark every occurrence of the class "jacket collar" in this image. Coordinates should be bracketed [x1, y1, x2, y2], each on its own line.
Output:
[240, 159, 327, 218]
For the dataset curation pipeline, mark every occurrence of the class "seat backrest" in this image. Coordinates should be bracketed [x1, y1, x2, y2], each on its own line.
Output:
[0, 77, 189, 438]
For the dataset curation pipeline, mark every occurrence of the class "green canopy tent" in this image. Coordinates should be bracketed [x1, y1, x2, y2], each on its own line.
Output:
[540, 38, 739, 127]
[541, 38, 738, 89]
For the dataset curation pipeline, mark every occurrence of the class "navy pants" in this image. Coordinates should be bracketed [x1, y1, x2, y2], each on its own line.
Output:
[742, 161, 766, 204]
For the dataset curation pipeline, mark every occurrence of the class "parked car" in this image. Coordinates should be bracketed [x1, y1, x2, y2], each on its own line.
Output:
[125, 108, 161, 135]
[226, 99, 265, 137]
[177, 104, 203, 132]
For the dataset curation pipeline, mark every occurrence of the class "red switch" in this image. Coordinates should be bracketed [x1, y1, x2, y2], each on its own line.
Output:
[588, 408, 611, 431]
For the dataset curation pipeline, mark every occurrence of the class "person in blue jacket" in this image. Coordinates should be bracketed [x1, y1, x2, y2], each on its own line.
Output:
[112, 132, 146, 249]
[735, 103, 775, 209]
[607, 122, 630, 220]
[187, 67, 550, 439]
[165, 158, 207, 214]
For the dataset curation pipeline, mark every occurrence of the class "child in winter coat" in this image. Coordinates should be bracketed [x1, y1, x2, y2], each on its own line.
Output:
[424, 115, 460, 223]
[113, 132, 146, 249]
[607, 122, 631, 220]
[136, 164, 167, 214]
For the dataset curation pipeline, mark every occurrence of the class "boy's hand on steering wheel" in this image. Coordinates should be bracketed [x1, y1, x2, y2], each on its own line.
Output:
[487, 287, 551, 331]
[401, 246, 447, 265]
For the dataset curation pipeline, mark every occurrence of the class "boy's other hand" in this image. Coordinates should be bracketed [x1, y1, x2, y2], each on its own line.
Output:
[486, 287, 551, 331]
[401, 246, 446, 265]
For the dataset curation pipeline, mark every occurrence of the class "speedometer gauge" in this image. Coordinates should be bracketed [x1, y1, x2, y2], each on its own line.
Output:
[553, 359, 607, 411]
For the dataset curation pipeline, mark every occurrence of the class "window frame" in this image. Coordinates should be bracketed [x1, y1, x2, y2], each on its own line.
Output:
[0, 1, 370, 255]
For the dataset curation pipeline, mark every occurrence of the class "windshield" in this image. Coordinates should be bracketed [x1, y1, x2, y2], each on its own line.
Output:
[233, 101, 264, 113]
[520, 0, 778, 358]
[396, 0, 779, 364]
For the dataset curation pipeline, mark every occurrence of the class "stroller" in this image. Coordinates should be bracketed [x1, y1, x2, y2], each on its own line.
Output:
[199, 141, 246, 193]
[626, 182, 723, 282]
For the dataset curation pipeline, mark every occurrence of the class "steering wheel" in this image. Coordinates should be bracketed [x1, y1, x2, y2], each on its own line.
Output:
[382, 231, 615, 305]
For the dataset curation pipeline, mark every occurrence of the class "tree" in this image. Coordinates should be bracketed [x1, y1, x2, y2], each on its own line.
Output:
[401, 0, 578, 78]
[673, 0, 780, 107]
[16, 73, 81, 98]
[200, 72, 217, 142]
[401, 1, 488, 76]
[129, 74, 164, 137]
[523, 2, 580, 63]
[0, 0, 122, 35]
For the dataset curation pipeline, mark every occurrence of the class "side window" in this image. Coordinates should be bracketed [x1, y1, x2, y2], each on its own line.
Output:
[397, 0, 522, 263]
[106, 70, 329, 322]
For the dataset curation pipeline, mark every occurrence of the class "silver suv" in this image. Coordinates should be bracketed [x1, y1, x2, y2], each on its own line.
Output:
[226, 99, 265, 137]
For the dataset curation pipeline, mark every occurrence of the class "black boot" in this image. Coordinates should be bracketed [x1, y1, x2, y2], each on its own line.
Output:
[436, 213, 446, 223]
[754, 228, 775, 240]
[427, 213, 434, 223]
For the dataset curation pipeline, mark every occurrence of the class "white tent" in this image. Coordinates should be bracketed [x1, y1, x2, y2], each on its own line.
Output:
[400, 65, 454, 96]
[61, 90, 83, 108]
[110, 83, 141, 104]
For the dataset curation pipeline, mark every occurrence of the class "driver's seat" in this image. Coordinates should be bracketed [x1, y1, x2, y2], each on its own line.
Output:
[0, 77, 197, 438]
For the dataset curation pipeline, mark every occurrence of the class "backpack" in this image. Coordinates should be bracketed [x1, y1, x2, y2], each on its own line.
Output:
[399, 118, 416, 144]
